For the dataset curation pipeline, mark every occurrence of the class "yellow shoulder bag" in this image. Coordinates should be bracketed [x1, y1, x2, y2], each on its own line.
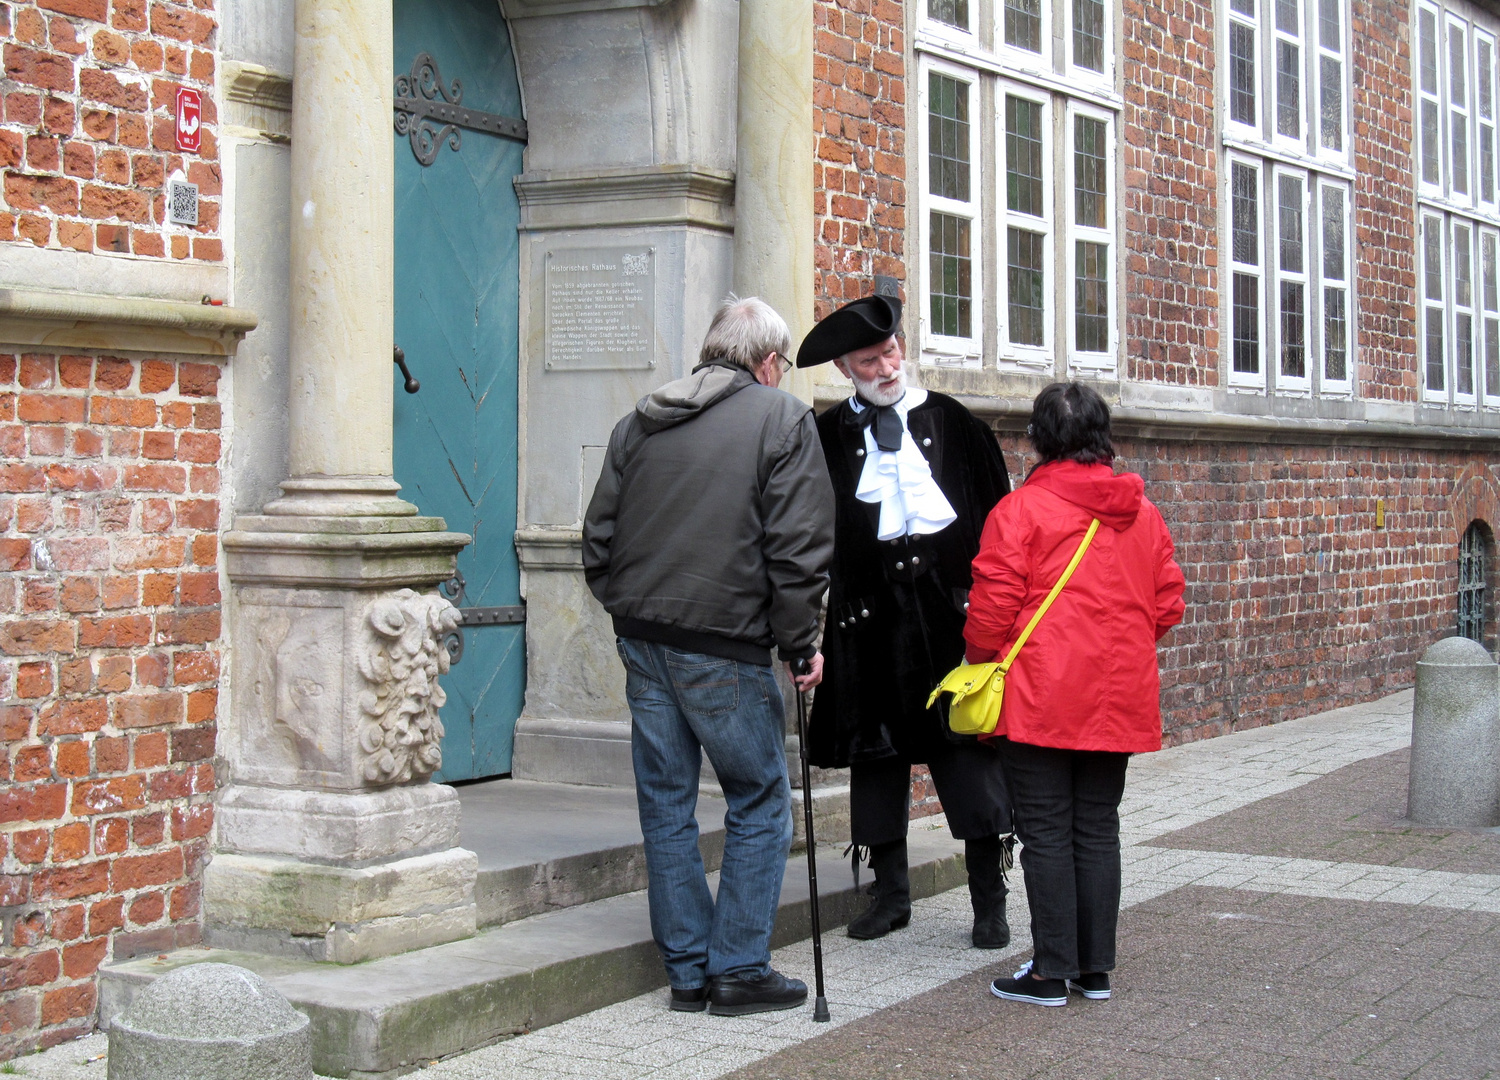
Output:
[928, 519, 1100, 736]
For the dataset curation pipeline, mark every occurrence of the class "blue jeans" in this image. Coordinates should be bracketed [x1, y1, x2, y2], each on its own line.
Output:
[616, 638, 793, 989]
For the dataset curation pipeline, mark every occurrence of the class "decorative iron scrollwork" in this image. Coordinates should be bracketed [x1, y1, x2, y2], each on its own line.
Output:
[394, 52, 529, 167]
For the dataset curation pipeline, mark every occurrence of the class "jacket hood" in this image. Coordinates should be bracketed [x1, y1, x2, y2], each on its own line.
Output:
[1024, 460, 1143, 531]
[636, 362, 755, 434]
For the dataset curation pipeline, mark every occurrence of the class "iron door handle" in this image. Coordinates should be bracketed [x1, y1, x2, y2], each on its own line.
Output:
[393, 346, 420, 393]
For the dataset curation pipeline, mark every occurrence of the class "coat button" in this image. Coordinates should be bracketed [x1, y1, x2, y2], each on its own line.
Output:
[861, 608, 870, 618]
[922, 437, 932, 447]
[855, 448, 865, 457]
[911, 556, 921, 566]
[890, 539, 900, 546]
[895, 561, 904, 570]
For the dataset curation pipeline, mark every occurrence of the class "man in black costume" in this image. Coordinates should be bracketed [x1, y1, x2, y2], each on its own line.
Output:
[797, 293, 1014, 947]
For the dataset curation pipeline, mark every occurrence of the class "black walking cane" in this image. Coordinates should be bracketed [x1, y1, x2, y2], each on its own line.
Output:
[792, 657, 831, 1022]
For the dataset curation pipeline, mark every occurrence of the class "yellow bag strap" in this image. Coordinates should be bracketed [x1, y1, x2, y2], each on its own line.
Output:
[997, 519, 1100, 675]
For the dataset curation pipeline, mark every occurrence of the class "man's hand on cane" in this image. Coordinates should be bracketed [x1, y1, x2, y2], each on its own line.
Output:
[789, 651, 824, 691]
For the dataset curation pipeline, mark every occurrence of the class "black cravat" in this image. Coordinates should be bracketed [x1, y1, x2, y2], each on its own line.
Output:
[854, 398, 903, 452]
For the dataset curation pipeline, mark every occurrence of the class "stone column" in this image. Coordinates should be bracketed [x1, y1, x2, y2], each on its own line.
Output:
[213, 0, 478, 963]
[734, 0, 814, 403]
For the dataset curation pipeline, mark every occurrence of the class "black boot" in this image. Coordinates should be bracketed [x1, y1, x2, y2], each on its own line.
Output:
[966, 835, 1011, 949]
[847, 839, 911, 939]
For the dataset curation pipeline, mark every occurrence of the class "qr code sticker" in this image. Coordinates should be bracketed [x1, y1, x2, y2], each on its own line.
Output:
[621, 252, 649, 276]
[168, 179, 199, 227]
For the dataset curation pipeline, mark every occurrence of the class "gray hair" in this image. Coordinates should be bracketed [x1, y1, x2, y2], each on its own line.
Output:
[698, 295, 791, 373]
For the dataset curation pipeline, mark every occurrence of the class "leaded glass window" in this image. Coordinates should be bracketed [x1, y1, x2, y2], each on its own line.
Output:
[1005, 0, 1041, 52]
[929, 74, 970, 202]
[930, 212, 973, 338]
[928, 0, 969, 30]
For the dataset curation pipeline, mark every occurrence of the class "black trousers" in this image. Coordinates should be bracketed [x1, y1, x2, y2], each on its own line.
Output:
[849, 739, 1012, 846]
[998, 738, 1129, 981]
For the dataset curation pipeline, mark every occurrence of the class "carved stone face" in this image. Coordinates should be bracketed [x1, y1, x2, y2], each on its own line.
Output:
[273, 614, 340, 772]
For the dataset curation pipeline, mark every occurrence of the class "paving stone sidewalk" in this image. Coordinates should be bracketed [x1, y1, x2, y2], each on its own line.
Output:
[17, 688, 1500, 1079]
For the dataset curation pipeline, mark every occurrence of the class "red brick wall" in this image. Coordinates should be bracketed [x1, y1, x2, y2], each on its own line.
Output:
[1121, 0, 1220, 386]
[0, 0, 220, 260]
[1351, 0, 1417, 403]
[0, 351, 220, 1056]
[814, 0, 906, 321]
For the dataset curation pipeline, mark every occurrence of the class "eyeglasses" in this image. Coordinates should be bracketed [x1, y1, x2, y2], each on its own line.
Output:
[776, 353, 793, 374]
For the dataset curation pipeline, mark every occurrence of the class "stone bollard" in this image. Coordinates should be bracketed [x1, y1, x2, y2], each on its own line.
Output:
[107, 963, 312, 1080]
[1408, 635, 1500, 828]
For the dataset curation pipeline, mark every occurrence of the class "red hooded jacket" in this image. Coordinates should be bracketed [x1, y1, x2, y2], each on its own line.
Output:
[963, 460, 1186, 753]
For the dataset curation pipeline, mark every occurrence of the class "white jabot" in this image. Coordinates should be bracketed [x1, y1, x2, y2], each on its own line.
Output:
[849, 388, 958, 541]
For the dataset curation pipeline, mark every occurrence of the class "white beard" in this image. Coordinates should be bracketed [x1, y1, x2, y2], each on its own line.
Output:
[851, 366, 906, 407]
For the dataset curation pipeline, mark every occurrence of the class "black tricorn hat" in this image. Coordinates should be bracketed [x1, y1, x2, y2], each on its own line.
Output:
[795, 294, 903, 368]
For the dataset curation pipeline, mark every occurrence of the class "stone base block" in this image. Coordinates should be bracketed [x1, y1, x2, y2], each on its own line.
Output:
[204, 848, 477, 964]
[512, 717, 634, 785]
[216, 783, 462, 865]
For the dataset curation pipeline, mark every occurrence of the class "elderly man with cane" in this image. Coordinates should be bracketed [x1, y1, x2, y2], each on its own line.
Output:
[796, 292, 1015, 948]
[583, 296, 835, 1016]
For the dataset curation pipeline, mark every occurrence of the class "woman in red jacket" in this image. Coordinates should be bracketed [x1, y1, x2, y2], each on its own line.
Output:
[965, 382, 1185, 1007]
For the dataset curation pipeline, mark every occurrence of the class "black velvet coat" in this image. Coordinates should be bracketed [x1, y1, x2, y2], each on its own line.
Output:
[808, 392, 1012, 768]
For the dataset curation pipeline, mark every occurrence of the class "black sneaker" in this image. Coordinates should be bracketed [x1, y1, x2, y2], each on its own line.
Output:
[670, 986, 708, 1012]
[1067, 972, 1111, 1000]
[990, 961, 1067, 1007]
[708, 969, 808, 1016]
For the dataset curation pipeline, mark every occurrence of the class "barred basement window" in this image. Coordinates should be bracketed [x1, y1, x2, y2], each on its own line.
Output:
[1458, 521, 1490, 644]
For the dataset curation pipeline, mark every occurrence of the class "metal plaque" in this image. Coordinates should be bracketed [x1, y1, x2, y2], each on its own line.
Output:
[543, 246, 657, 371]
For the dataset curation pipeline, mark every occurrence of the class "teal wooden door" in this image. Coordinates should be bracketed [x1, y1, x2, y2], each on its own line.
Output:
[393, 0, 525, 781]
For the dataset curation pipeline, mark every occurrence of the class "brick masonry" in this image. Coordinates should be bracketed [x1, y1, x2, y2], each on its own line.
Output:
[814, 0, 906, 321]
[0, 351, 220, 1057]
[0, 0, 220, 260]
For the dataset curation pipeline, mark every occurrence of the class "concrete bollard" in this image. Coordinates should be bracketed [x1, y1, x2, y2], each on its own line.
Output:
[1408, 635, 1500, 828]
[107, 963, 312, 1080]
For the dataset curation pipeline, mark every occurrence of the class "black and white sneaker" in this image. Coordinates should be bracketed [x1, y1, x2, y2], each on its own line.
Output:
[1067, 972, 1111, 1000]
[990, 961, 1066, 1007]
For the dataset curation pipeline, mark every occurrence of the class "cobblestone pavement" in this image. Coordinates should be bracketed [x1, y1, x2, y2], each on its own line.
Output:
[20, 689, 1500, 1079]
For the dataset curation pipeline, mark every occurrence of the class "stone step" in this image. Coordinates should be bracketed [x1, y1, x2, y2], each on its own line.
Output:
[98, 830, 966, 1079]
[458, 778, 853, 927]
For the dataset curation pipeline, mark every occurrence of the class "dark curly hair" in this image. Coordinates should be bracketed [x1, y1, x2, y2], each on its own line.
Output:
[1028, 382, 1114, 465]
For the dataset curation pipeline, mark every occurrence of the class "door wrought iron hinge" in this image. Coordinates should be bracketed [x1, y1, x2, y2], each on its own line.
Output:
[438, 570, 525, 665]
[394, 52, 528, 166]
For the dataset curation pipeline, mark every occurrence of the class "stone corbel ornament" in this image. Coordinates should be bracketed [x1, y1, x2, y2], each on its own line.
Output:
[357, 589, 462, 785]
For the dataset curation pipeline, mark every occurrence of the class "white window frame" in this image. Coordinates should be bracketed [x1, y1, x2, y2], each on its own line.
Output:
[1271, 0, 1307, 154]
[918, 57, 985, 366]
[1475, 29, 1496, 207]
[1066, 0, 1115, 89]
[1315, 176, 1354, 395]
[1228, 153, 1268, 390]
[1273, 165, 1313, 394]
[1482, 226, 1500, 406]
[1419, 2, 1447, 199]
[919, 0, 976, 47]
[1453, 218, 1480, 404]
[999, 0, 1053, 77]
[1065, 101, 1117, 373]
[1313, 0, 1350, 163]
[1423, 211, 1451, 403]
[1449, 14, 1475, 205]
[998, 81, 1054, 371]
[1226, 0, 1262, 139]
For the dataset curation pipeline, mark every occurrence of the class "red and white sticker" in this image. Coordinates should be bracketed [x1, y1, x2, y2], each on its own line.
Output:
[175, 87, 201, 153]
